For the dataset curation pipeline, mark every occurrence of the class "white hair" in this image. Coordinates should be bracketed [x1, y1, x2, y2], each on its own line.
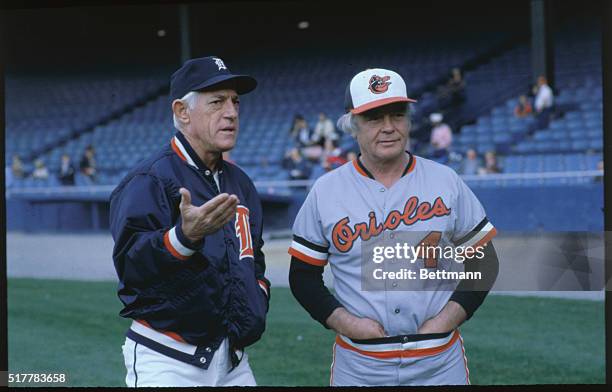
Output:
[336, 109, 412, 138]
[173, 91, 200, 131]
[336, 112, 361, 137]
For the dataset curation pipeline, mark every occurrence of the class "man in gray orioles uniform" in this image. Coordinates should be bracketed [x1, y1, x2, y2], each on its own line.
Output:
[288, 68, 499, 386]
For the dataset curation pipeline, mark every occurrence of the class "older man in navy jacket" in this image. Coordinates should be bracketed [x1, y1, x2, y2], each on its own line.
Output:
[110, 56, 270, 387]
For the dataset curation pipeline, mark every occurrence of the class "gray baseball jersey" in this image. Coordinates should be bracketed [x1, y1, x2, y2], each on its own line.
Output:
[289, 153, 497, 335]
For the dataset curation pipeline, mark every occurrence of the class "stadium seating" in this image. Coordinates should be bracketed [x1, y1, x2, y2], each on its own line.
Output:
[5, 21, 602, 194]
[6, 32, 508, 188]
[5, 72, 168, 183]
[4, 19, 604, 233]
[449, 18, 602, 188]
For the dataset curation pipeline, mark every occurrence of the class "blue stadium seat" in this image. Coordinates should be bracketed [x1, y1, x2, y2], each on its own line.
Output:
[476, 143, 495, 155]
[570, 140, 589, 151]
[586, 154, 603, 168]
[588, 139, 603, 150]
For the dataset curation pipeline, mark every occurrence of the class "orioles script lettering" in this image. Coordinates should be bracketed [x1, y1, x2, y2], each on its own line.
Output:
[332, 196, 451, 252]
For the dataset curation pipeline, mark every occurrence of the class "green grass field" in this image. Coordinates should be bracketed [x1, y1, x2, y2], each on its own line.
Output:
[7, 278, 605, 386]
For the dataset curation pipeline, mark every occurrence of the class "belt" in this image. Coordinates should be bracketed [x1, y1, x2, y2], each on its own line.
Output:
[336, 330, 459, 359]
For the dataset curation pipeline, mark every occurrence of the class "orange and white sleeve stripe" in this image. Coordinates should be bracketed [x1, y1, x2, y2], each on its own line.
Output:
[163, 226, 196, 261]
[288, 235, 329, 267]
[453, 217, 497, 249]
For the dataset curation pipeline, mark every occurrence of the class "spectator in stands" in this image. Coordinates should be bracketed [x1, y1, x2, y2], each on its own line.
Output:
[533, 75, 554, 130]
[32, 159, 49, 180]
[6, 163, 14, 188]
[320, 139, 347, 172]
[80, 144, 97, 183]
[282, 147, 312, 180]
[346, 151, 358, 162]
[337, 136, 360, 158]
[595, 160, 604, 182]
[312, 112, 338, 146]
[478, 151, 502, 175]
[429, 112, 453, 163]
[290, 114, 312, 148]
[290, 114, 323, 161]
[449, 67, 466, 102]
[513, 95, 533, 118]
[460, 148, 481, 175]
[437, 67, 466, 108]
[11, 154, 25, 179]
[59, 154, 76, 186]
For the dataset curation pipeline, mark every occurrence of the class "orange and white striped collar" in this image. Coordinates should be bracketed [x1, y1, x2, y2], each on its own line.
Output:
[171, 135, 197, 168]
[353, 151, 416, 180]
[170, 132, 223, 173]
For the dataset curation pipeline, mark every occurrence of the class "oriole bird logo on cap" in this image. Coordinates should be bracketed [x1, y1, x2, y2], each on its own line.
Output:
[368, 75, 391, 94]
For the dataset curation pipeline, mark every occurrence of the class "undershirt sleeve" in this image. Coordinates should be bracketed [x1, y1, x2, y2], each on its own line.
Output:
[289, 256, 342, 328]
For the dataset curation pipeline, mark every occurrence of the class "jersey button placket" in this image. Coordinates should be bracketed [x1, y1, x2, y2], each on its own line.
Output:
[399, 336, 409, 366]
[389, 233, 396, 264]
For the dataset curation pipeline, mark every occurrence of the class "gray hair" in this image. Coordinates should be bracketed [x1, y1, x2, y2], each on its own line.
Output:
[336, 112, 360, 137]
[336, 109, 412, 138]
[173, 91, 200, 131]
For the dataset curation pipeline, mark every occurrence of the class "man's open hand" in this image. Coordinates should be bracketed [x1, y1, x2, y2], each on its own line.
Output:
[179, 188, 239, 243]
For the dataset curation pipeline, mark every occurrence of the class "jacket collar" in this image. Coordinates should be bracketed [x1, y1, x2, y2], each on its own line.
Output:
[171, 131, 224, 173]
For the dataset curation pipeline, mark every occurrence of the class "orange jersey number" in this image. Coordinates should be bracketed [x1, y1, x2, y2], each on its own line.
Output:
[417, 231, 442, 268]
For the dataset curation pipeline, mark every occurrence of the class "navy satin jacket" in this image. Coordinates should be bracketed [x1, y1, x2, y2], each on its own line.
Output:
[109, 131, 270, 368]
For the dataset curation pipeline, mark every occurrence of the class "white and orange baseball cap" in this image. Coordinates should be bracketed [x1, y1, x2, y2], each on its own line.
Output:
[344, 68, 417, 114]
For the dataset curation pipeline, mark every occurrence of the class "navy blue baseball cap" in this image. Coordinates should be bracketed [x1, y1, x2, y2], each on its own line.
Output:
[170, 56, 257, 101]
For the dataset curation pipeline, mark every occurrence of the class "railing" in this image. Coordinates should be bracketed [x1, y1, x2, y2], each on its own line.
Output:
[6, 170, 604, 198]
[460, 169, 603, 181]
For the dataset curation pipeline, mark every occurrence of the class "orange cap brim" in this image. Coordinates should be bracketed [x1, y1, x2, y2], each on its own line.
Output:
[351, 96, 417, 114]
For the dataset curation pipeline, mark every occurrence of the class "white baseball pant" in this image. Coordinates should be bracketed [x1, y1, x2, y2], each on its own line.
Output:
[121, 336, 256, 387]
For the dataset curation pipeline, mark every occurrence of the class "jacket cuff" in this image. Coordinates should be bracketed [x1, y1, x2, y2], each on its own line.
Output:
[175, 219, 205, 250]
[163, 224, 202, 261]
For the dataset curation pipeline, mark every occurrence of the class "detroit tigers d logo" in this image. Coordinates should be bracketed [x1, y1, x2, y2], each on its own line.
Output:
[235, 205, 254, 259]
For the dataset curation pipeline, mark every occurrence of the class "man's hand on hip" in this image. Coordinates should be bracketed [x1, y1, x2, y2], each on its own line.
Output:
[326, 307, 386, 340]
[179, 188, 240, 243]
[417, 300, 467, 334]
